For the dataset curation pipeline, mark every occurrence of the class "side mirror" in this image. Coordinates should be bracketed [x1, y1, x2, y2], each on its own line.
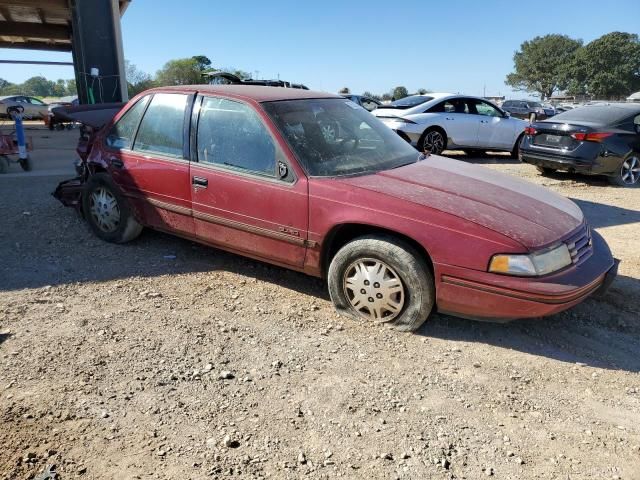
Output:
[503, 111, 511, 118]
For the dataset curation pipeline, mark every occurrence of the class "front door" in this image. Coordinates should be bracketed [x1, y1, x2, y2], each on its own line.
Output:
[471, 99, 517, 150]
[104, 92, 194, 236]
[190, 96, 308, 267]
[439, 98, 479, 147]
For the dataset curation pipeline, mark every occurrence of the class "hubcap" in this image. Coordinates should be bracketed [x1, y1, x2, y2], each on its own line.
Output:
[343, 258, 405, 322]
[321, 123, 337, 143]
[89, 187, 120, 233]
[423, 131, 444, 154]
[621, 156, 640, 185]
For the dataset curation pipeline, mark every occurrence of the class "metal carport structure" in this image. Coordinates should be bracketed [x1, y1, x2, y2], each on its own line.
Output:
[0, 0, 131, 103]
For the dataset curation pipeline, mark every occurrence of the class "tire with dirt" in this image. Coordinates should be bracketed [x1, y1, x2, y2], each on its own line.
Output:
[82, 173, 143, 243]
[418, 128, 447, 155]
[327, 235, 435, 332]
[608, 154, 640, 188]
[462, 149, 486, 157]
[511, 133, 524, 159]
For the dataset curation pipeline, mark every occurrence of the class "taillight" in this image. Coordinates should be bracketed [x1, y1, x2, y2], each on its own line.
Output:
[571, 132, 613, 142]
[524, 127, 537, 135]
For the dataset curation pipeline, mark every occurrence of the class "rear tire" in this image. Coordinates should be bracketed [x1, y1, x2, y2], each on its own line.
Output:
[82, 173, 143, 243]
[511, 134, 524, 159]
[418, 128, 447, 155]
[608, 155, 640, 187]
[327, 235, 435, 332]
[0, 156, 8, 174]
[19, 157, 31, 172]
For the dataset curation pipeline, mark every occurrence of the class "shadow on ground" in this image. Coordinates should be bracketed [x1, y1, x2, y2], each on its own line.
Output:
[572, 198, 640, 229]
[419, 276, 640, 373]
[443, 151, 522, 165]
[0, 332, 12, 346]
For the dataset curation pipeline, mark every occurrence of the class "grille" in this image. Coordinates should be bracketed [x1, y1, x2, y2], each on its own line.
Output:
[565, 223, 593, 266]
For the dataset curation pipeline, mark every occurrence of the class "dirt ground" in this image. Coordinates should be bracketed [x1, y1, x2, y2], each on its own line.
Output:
[1, 127, 639, 480]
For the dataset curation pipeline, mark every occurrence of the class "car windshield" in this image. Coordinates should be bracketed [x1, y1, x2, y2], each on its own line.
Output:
[263, 98, 420, 177]
[385, 95, 433, 108]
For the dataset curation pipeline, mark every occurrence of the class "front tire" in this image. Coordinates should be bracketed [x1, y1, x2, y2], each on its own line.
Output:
[82, 173, 143, 243]
[327, 235, 435, 332]
[418, 128, 447, 155]
[609, 155, 640, 187]
[511, 134, 524, 159]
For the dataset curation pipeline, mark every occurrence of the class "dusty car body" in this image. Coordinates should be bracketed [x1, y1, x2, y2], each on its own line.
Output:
[54, 85, 617, 331]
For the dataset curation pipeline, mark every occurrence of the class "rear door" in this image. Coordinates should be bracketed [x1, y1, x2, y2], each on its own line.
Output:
[189, 95, 308, 267]
[105, 92, 195, 236]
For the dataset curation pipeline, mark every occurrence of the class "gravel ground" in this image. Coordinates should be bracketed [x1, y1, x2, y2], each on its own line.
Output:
[1, 129, 639, 479]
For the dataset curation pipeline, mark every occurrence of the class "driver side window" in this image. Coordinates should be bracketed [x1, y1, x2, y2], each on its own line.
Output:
[474, 100, 502, 117]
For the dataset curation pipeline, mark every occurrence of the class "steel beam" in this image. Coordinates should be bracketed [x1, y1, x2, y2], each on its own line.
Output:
[0, 40, 71, 52]
[70, 0, 128, 104]
[1, 21, 70, 40]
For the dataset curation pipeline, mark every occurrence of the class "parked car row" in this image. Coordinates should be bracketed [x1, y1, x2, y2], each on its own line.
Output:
[0, 95, 49, 119]
[52, 84, 618, 333]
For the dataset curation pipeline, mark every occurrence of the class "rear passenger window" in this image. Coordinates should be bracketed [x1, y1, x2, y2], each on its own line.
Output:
[197, 97, 277, 177]
[106, 96, 150, 150]
[134, 93, 187, 158]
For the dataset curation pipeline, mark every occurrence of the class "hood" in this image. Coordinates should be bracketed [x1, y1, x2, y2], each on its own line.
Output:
[337, 156, 583, 249]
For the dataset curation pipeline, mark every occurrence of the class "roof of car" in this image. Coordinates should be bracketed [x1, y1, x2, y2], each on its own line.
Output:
[148, 85, 340, 103]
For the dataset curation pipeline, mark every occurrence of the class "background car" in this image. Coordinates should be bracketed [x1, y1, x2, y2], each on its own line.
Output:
[373, 93, 527, 156]
[342, 94, 381, 111]
[520, 103, 640, 187]
[0, 95, 49, 119]
[46, 95, 79, 130]
[502, 99, 554, 121]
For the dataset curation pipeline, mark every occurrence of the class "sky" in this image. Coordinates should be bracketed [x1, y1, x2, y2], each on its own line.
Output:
[1, 0, 639, 99]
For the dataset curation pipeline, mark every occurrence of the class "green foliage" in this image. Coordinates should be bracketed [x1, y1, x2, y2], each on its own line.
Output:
[363, 91, 382, 101]
[416, 88, 431, 95]
[125, 60, 156, 97]
[506, 34, 583, 100]
[339, 87, 350, 94]
[0, 76, 76, 97]
[192, 55, 212, 73]
[156, 57, 203, 86]
[392, 86, 408, 100]
[572, 32, 640, 98]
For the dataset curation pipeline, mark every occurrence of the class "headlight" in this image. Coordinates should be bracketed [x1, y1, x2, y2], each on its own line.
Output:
[489, 243, 572, 276]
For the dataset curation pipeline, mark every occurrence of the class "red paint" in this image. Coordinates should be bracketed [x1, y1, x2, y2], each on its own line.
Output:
[56, 85, 616, 322]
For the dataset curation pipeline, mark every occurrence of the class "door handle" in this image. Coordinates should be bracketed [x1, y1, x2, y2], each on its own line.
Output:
[110, 158, 124, 169]
[192, 176, 208, 187]
[445, 117, 454, 120]
[480, 120, 489, 124]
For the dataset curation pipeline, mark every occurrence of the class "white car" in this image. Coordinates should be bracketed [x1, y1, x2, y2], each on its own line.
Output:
[372, 93, 528, 156]
[0, 95, 49, 119]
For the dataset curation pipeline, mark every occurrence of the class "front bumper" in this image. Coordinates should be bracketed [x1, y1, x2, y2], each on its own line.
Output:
[435, 230, 617, 322]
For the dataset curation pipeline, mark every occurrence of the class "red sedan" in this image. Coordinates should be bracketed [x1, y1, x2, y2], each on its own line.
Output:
[54, 86, 618, 331]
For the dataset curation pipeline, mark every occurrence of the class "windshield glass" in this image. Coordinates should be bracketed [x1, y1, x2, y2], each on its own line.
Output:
[552, 105, 639, 125]
[263, 98, 419, 177]
[387, 95, 433, 108]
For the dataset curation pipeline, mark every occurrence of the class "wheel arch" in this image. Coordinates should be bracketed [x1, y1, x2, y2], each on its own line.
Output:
[418, 125, 448, 150]
[321, 223, 434, 278]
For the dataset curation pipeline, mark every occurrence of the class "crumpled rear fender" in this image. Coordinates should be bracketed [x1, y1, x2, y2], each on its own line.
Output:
[52, 176, 85, 213]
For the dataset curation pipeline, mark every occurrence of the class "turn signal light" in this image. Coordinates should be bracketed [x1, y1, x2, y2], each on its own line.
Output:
[571, 132, 613, 142]
[524, 127, 537, 135]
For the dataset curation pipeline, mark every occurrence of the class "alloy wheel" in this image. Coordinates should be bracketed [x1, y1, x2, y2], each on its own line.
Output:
[621, 156, 640, 185]
[423, 131, 445, 154]
[343, 258, 405, 322]
[89, 187, 120, 233]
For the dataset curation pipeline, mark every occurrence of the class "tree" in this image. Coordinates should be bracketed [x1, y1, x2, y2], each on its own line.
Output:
[192, 55, 212, 73]
[572, 32, 640, 98]
[392, 86, 409, 100]
[417, 88, 431, 95]
[21, 76, 55, 96]
[0, 78, 11, 93]
[65, 79, 77, 96]
[126, 60, 155, 96]
[156, 57, 203, 86]
[338, 87, 350, 94]
[506, 34, 583, 100]
[381, 93, 392, 101]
